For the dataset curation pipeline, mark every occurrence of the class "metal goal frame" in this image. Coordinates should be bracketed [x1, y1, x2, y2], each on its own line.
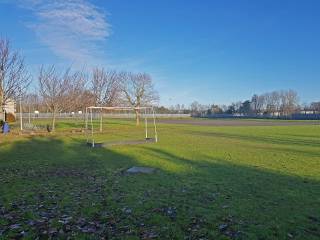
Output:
[85, 106, 158, 147]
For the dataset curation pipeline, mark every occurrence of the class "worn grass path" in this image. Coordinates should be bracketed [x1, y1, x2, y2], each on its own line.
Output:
[0, 119, 319, 239]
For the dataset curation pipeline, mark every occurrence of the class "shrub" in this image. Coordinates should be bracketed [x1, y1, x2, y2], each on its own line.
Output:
[6, 113, 16, 122]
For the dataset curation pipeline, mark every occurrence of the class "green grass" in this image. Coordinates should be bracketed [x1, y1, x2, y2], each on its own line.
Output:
[0, 119, 319, 239]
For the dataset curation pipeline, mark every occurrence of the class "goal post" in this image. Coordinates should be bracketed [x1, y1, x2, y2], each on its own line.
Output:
[84, 106, 158, 147]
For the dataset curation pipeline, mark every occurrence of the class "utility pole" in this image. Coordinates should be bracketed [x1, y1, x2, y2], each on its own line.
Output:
[0, 65, 4, 121]
[19, 87, 23, 131]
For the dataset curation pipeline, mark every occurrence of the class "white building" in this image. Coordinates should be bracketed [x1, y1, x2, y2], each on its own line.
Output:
[3, 98, 16, 116]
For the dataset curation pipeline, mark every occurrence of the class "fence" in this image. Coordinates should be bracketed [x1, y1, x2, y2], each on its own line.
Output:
[16, 112, 190, 120]
[11, 112, 320, 121]
[197, 113, 320, 120]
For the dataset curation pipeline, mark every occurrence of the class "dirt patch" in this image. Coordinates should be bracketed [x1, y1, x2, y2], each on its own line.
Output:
[126, 167, 156, 174]
[87, 138, 157, 148]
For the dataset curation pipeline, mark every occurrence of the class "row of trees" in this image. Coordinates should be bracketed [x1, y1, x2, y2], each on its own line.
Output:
[1, 38, 318, 128]
[189, 90, 319, 117]
[37, 67, 158, 129]
[0, 38, 158, 130]
[250, 90, 299, 116]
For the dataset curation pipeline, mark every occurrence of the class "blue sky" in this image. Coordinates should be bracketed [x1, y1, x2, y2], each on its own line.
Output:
[0, 0, 319, 106]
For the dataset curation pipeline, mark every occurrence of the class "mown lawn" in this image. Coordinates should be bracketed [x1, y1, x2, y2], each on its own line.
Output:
[0, 119, 319, 239]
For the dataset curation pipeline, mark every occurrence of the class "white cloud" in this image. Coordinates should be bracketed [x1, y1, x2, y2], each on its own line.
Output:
[18, 0, 111, 64]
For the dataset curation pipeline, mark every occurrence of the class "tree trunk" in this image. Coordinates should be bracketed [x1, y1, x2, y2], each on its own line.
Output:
[135, 109, 140, 126]
[52, 110, 56, 131]
[100, 110, 103, 132]
[0, 87, 4, 121]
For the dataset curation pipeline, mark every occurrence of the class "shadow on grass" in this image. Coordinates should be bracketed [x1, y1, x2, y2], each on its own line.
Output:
[141, 146, 320, 239]
[187, 130, 320, 149]
[55, 118, 137, 129]
[0, 137, 319, 239]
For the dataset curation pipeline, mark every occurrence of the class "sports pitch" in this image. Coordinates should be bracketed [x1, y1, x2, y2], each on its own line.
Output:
[0, 118, 319, 239]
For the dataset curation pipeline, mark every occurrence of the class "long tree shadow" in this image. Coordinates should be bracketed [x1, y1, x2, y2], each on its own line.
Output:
[0, 137, 319, 239]
[0, 137, 141, 239]
[140, 147, 320, 239]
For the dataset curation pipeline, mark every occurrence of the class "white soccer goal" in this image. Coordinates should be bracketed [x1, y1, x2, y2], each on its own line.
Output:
[84, 106, 158, 147]
[18, 99, 49, 132]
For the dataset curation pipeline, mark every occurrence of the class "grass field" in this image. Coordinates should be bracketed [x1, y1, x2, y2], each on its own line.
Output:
[0, 119, 319, 239]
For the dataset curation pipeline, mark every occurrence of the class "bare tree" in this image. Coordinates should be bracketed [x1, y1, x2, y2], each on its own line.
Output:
[119, 72, 158, 125]
[272, 91, 282, 115]
[234, 101, 242, 114]
[20, 92, 40, 112]
[264, 91, 280, 116]
[0, 38, 30, 119]
[63, 70, 89, 112]
[301, 102, 310, 114]
[310, 101, 320, 113]
[39, 66, 91, 130]
[280, 89, 299, 115]
[261, 90, 298, 116]
[80, 90, 95, 110]
[91, 68, 119, 106]
[251, 94, 265, 115]
[190, 101, 201, 115]
[38, 66, 71, 131]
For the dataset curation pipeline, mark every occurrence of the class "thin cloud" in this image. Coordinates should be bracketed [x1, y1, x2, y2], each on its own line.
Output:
[18, 0, 111, 64]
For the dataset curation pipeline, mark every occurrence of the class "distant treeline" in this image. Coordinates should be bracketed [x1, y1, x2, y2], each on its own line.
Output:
[160, 90, 320, 119]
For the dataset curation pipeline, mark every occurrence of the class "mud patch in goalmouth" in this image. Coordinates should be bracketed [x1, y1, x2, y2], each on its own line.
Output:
[126, 166, 156, 174]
